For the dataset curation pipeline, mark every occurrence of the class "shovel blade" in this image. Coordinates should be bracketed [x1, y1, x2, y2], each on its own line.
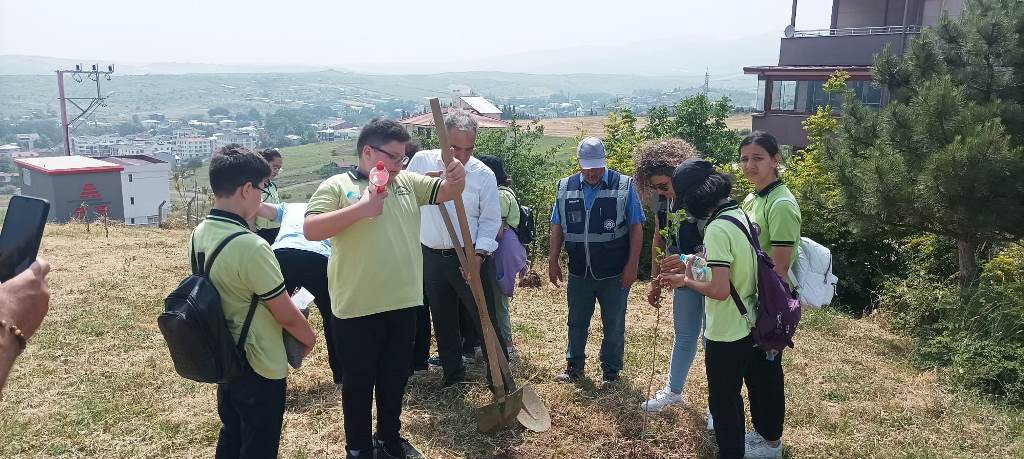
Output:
[516, 384, 551, 432]
[475, 388, 524, 433]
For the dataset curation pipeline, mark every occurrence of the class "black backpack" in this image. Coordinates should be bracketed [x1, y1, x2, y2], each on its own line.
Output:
[501, 186, 536, 245]
[159, 231, 258, 384]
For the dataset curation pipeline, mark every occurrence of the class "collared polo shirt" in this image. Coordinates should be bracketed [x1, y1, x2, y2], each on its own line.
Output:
[306, 169, 442, 319]
[703, 201, 757, 343]
[190, 209, 289, 379]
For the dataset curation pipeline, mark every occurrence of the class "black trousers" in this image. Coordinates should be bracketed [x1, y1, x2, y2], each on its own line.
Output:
[275, 248, 343, 384]
[412, 303, 431, 371]
[256, 227, 280, 246]
[215, 365, 287, 459]
[334, 307, 416, 452]
[705, 334, 786, 459]
[421, 246, 507, 386]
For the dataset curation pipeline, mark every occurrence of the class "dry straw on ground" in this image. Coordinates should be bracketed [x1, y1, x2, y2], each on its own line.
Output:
[1, 225, 1022, 458]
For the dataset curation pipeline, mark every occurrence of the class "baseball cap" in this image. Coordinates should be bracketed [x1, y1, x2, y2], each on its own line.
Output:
[670, 158, 715, 211]
[577, 137, 607, 170]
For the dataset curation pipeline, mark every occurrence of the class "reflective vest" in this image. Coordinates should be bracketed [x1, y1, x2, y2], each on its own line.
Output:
[556, 170, 632, 279]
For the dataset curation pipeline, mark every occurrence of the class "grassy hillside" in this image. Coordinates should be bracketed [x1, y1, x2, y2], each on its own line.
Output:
[1, 225, 1021, 457]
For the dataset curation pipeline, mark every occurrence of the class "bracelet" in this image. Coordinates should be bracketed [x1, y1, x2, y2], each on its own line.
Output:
[0, 319, 27, 351]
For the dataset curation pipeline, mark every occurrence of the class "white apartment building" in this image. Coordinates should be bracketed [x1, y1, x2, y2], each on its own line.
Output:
[175, 136, 216, 160]
[95, 155, 172, 226]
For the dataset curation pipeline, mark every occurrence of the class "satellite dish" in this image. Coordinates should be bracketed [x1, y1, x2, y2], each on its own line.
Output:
[784, 25, 796, 38]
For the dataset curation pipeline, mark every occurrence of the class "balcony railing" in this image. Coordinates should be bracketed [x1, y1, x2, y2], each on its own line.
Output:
[791, 25, 922, 38]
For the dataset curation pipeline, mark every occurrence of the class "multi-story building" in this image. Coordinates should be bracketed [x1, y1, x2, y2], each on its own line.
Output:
[174, 136, 216, 160]
[213, 129, 259, 151]
[95, 155, 172, 226]
[744, 0, 966, 147]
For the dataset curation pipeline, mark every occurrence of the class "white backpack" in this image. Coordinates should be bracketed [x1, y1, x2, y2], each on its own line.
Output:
[792, 237, 838, 308]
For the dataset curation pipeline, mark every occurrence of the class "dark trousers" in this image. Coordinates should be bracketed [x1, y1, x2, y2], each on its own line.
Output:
[334, 307, 416, 452]
[705, 334, 786, 459]
[256, 227, 280, 246]
[422, 246, 507, 386]
[275, 248, 343, 384]
[215, 365, 287, 459]
[412, 303, 431, 371]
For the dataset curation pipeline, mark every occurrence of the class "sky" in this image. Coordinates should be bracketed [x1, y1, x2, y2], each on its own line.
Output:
[0, 0, 833, 70]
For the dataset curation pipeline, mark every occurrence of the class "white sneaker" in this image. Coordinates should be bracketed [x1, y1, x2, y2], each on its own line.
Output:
[639, 387, 683, 412]
[745, 438, 782, 458]
[706, 409, 714, 430]
[745, 431, 766, 448]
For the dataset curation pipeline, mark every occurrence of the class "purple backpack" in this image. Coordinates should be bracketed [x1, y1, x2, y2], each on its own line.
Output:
[718, 214, 801, 356]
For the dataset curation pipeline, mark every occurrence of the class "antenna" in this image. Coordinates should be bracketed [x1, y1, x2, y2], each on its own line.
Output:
[703, 68, 710, 96]
[56, 63, 115, 155]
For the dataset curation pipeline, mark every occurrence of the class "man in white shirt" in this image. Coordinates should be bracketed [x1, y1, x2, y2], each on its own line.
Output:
[406, 109, 505, 387]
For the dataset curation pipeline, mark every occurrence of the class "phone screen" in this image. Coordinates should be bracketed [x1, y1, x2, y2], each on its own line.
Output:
[0, 196, 50, 282]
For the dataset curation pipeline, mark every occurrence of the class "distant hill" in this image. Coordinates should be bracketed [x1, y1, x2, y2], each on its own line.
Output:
[0, 68, 760, 119]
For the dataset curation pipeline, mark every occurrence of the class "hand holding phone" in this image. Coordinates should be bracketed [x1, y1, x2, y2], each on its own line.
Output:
[0, 196, 49, 282]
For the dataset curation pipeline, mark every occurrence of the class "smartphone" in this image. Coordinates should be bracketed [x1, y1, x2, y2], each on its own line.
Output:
[0, 196, 50, 282]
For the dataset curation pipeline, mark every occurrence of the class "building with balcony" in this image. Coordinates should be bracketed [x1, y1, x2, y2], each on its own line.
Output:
[744, 0, 966, 147]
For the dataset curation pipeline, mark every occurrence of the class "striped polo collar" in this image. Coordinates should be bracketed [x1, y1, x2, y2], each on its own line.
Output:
[206, 208, 249, 229]
[756, 179, 784, 197]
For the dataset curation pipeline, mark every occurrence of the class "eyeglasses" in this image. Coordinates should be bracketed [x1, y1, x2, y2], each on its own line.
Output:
[254, 181, 270, 195]
[370, 145, 410, 167]
[650, 181, 671, 192]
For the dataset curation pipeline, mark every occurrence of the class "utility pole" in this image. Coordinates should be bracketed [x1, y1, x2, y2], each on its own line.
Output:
[703, 68, 710, 96]
[57, 64, 115, 155]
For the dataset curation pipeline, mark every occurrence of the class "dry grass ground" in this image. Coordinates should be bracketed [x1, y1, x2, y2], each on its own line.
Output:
[536, 116, 752, 139]
[2, 225, 1022, 458]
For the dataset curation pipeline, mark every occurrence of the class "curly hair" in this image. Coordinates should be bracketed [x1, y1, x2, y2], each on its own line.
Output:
[633, 138, 700, 197]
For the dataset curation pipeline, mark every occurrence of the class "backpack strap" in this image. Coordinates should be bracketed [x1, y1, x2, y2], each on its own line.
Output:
[716, 214, 759, 318]
[236, 294, 259, 354]
[203, 232, 250, 275]
[719, 215, 760, 252]
[189, 232, 200, 275]
[200, 230, 260, 354]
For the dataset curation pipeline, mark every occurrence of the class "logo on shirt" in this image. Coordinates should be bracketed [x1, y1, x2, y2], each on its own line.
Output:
[603, 219, 615, 230]
[394, 185, 411, 196]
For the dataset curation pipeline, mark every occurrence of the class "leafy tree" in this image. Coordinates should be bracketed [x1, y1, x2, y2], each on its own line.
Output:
[602, 107, 640, 175]
[670, 94, 740, 165]
[826, 0, 1024, 287]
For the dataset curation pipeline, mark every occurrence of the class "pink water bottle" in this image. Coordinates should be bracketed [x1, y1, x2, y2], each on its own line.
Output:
[369, 161, 389, 193]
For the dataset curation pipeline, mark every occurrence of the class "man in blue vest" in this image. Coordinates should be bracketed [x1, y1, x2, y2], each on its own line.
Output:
[548, 137, 645, 387]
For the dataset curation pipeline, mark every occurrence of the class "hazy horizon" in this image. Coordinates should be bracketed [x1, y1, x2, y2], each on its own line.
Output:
[0, 0, 832, 74]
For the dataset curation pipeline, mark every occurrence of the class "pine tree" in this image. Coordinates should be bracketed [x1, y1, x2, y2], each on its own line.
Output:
[827, 0, 1024, 287]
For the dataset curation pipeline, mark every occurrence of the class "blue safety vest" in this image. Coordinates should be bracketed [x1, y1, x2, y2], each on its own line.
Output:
[555, 170, 633, 279]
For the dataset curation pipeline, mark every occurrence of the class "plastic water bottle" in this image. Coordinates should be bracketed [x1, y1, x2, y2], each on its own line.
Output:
[682, 254, 709, 281]
[369, 160, 389, 193]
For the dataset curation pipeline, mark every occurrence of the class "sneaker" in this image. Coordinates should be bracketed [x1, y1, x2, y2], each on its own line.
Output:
[427, 356, 443, 367]
[601, 372, 621, 389]
[745, 431, 767, 449]
[553, 365, 583, 383]
[639, 386, 683, 412]
[506, 346, 518, 363]
[375, 434, 423, 459]
[706, 408, 714, 430]
[345, 448, 369, 458]
[745, 438, 782, 458]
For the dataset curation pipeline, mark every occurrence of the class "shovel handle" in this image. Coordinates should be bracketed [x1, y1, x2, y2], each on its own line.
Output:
[430, 99, 509, 398]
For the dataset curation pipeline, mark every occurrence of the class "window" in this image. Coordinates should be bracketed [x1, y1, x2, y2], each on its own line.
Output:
[128, 174, 133, 182]
[130, 197, 135, 205]
[771, 80, 798, 111]
[754, 79, 766, 112]
[130, 218, 135, 224]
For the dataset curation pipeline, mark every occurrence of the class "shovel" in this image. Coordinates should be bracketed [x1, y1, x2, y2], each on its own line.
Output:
[428, 99, 550, 433]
